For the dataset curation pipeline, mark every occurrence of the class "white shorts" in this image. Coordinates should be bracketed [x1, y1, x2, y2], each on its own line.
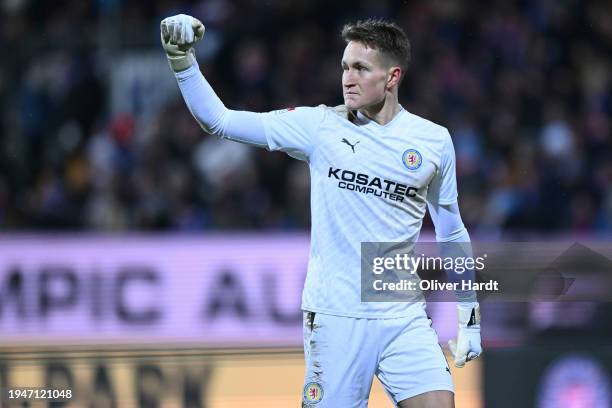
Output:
[301, 307, 453, 407]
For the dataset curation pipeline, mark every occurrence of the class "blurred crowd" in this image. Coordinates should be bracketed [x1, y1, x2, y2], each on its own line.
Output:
[0, 0, 611, 233]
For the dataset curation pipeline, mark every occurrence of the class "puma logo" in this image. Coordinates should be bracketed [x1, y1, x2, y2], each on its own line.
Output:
[341, 138, 360, 153]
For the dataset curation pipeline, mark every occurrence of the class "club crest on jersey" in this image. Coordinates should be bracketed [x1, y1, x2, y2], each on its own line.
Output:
[303, 382, 324, 404]
[402, 149, 422, 171]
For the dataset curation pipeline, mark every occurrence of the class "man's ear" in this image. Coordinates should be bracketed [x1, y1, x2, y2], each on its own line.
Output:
[386, 66, 402, 89]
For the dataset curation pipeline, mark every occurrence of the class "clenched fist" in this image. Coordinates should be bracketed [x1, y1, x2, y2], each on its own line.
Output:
[160, 14, 205, 71]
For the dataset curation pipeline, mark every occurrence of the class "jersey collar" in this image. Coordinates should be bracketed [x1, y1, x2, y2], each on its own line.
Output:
[355, 105, 406, 129]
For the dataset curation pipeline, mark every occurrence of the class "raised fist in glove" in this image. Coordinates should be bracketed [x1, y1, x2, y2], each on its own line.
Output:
[160, 14, 205, 72]
[448, 302, 482, 368]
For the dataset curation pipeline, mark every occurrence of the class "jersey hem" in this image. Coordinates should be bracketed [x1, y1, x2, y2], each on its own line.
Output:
[301, 303, 426, 319]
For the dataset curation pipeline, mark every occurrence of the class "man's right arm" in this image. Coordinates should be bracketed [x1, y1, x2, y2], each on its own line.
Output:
[174, 64, 269, 148]
[161, 14, 322, 160]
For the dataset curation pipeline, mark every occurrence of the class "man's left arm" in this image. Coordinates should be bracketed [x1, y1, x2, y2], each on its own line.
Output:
[427, 201, 482, 368]
[426, 130, 482, 368]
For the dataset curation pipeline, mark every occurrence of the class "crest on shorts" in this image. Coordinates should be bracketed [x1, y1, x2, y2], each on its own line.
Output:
[303, 382, 324, 404]
[402, 148, 422, 171]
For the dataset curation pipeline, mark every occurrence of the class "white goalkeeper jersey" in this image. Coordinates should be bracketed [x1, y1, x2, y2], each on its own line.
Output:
[260, 105, 458, 318]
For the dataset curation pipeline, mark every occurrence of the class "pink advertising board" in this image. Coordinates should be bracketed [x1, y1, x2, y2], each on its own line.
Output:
[0, 234, 309, 348]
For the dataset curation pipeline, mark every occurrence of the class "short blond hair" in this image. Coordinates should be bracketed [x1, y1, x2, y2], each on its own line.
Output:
[342, 19, 411, 76]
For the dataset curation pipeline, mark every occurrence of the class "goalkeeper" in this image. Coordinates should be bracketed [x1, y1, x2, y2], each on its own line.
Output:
[161, 14, 481, 408]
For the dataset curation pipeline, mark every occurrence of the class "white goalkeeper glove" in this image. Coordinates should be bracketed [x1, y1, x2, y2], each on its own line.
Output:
[448, 302, 482, 368]
[160, 14, 205, 72]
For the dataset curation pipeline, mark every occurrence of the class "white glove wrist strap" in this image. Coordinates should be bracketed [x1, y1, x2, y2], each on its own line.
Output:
[168, 49, 196, 72]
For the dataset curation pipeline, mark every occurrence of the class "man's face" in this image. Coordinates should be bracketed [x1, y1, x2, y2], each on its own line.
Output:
[341, 41, 392, 110]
